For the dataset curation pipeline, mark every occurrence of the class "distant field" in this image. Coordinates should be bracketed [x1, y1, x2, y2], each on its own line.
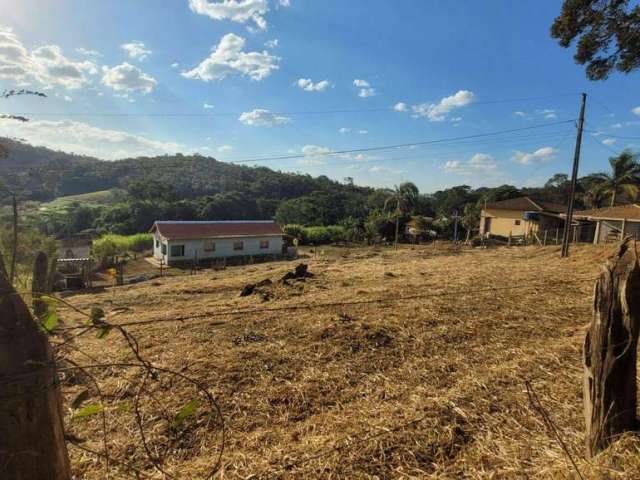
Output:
[40, 189, 117, 210]
[57, 243, 638, 479]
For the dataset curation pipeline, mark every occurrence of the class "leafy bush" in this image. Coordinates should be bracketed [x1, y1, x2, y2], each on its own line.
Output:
[283, 225, 346, 245]
[92, 233, 153, 262]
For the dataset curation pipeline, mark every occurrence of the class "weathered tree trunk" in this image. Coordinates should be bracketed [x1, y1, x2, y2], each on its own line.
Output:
[0, 251, 71, 479]
[583, 237, 640, 457]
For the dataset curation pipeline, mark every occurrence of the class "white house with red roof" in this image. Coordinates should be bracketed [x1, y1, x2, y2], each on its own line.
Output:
[150, 220, 284, 265]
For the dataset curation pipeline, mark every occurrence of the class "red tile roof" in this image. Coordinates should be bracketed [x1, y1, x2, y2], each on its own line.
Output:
[151, 221, 283, 239]
[484, 196, 566, 213]
[573, 204, 640, 221]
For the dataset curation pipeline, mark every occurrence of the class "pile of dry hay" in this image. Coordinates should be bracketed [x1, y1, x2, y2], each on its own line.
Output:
[56, 243, 640, 478]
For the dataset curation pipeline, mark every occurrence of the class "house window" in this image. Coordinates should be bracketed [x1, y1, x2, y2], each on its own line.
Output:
[260, 240, 269, 249]
[233, 241, 244, 251]
[204, 239, 215, 252]
[155, 238, 159, 248]
[170, 245, 185, 257]
[514, 220, 521, 226]
[161, 243, 167, 255]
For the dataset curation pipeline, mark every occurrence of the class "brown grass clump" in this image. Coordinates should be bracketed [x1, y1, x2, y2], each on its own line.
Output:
[55, 243, 640, 478]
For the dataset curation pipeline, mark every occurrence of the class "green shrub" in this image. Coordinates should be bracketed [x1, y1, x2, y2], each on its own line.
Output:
[301, 225, 346, 245]
[92, 233, 153, 262]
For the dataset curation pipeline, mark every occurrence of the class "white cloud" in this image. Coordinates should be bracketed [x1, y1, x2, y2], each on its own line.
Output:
[203, 102, 214, 109]
[444, 153, 497, 174]
[171, 62, 180, 69]
[297, 144, 331, 165]
[296, 78, 330, 92]
[188, 0, 269, 30]
[411, 90, 474, 121]
[121, 42, 151, 61]
[633, 106, 640, 116]
[353, 78, 376, 97]
[264, 38, 279, 48]
[217, 144, 233, 152]
[339, 127, 351, 134]
[468, 153, 497, 170]
[238, 108, 290, 126]
[0, 118, 181, 160]
[76, 47, 101, 57]
[278, 0, 290, 6]
[512, 146, 557, 165]
[369, 165, 405, 174]
[393, 102, 408, 112]
[514, 111, 527, 117]
[182, 33, 278, 82]
[101, 63, 157, 94]
[610, 123, 623, 129]
[602, 138, 617, 146]
[358, 129, 368, 135]
[0, 27, 98, 90]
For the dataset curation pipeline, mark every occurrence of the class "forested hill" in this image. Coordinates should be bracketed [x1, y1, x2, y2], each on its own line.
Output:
[0, 137, 98, 176]
[2, 137, 372, 203]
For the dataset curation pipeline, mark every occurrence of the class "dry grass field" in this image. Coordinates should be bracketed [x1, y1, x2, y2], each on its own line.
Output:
[56, 243, 640, 479]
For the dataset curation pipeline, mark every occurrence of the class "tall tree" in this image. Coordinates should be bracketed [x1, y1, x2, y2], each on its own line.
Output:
[384, 182, 419, 248]
[551, 0, 640, 80]
[588, 151, 640, 207]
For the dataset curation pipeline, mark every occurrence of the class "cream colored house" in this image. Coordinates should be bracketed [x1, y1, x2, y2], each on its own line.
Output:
[479, 197, 566, 238]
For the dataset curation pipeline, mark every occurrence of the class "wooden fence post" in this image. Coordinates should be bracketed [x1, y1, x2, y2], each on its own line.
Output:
[583, 237, 640, 457]
[0, 251, 71, 479]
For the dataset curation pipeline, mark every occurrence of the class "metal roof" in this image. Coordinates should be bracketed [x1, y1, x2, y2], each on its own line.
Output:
[150, 221, 283, 239]
[573, 204, 640, 221]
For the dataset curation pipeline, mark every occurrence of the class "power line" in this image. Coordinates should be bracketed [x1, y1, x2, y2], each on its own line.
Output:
[225, 120, 575, 164]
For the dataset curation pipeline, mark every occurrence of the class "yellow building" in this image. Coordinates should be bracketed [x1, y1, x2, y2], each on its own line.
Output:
[479, 197, 566, 239]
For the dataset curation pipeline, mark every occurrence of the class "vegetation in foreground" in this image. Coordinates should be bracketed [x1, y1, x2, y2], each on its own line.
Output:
[56, 243, 639, 479]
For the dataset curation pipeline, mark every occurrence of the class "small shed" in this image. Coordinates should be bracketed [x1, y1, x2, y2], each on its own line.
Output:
[573, 204, 640, 244]
[150, 220, 285, 266]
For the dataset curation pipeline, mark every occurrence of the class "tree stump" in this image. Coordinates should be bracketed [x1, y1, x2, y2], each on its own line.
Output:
[583, 237, 640, 457]
[0, 251, 71, 479]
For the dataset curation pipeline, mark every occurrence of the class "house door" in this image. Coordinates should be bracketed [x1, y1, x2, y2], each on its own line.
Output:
[483, 217, 492, 234]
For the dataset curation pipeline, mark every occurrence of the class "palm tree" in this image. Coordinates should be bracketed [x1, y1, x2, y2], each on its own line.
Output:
[588, 151, 640, 207]
[384, 182, 419, 248]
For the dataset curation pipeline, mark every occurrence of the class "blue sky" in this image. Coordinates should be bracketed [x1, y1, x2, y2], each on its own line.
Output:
[1, 0, 639, 193]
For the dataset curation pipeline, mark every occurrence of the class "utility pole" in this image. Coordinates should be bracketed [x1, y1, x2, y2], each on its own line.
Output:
[561, 93, 587, 258]
[9, 193, 17, 284]
[452, 210, 459, 244]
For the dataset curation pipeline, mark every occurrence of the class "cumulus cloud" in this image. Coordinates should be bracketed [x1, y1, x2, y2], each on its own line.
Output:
[602, 138, 617, 146]
[0, 118, 181, 160]
[121, 42, 151, 61]
[171, 62, 180, 69]
[393, 102, 408, 112]
[188, 0, 269, 30]
[633, 106, 640, 116]
[512, 146, 557, 165]
[101, 63, 157, 94]
[411, 90, 474, 121]
[296, 78, 330, 92]
[76, 47, 101, 57]
[238, 108, 290, 126]
[353, 78, 375, 97]
[444, 153, 497, 174]
[278, 0, 290, 6]
[264, 38, 279, 48]
[0, 27, 98, 90]
[298, 144, 331, 165]
[182, 33, 278, 82]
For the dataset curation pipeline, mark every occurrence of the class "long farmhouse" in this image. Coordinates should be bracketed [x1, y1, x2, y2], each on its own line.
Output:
[150, 220, 284, 266]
